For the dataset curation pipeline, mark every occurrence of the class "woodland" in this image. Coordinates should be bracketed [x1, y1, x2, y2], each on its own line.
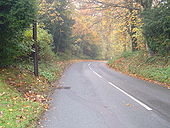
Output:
[0, 0, 170, 127]
[0, 0, 169, 67]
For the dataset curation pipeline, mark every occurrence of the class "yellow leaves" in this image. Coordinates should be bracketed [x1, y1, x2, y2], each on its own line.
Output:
[0, 92, 5, 96]
[50, 13, 56, 17]
[101, 20, 108, 26]
[38, 10, 46, 15]
[38, 0, 62, 23]
[73, 12, 101, 44]
[9, 109, 13, 112]
[75, 38, 82, 43]
[49, 7, 55, 10]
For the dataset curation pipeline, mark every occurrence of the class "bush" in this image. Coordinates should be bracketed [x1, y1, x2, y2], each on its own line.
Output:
[38, 28, 55, 61]
[22, 27, 55, 61]
[121, 51, 133, 58]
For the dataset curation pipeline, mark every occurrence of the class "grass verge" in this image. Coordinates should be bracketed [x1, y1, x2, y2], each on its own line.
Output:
[0, 60, 71, 128]
[108, 51, 170, 88]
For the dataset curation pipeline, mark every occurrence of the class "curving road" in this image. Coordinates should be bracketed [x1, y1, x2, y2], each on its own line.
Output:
[41, 61, 170, 128]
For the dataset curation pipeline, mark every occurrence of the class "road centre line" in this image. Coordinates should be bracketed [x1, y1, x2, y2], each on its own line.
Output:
[88, 63, 152, 111]
[93, 71, 102, 78]
[88, 63, 102, 78]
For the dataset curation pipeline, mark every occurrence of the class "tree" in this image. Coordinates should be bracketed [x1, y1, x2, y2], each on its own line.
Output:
[73, 0, 144, 52]
[38, 0, 75, 53]
[0, 0, 37, 66]
[142, 0, 170, 55]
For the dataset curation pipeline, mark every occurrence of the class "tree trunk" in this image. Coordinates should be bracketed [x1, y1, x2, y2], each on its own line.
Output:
[129, 9, 138, 52]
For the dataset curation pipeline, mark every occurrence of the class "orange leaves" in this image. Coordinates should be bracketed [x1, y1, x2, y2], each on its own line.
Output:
[114, 57, 125, 64]
[7, 77, 26, 87]
[0, 61, 72, 128]
[72, 12, 101, 45]
[0, 60, 72, 127]
[125, 104, 132, 107]
[23, 91, 50, 111]
[22, 105, 30, 108]
[24, 92, 47, 103]
[43, 103, 49, 110]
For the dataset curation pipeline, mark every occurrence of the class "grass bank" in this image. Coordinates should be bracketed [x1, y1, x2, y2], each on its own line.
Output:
[108, 51, 170, 87]
[0, 60, 71, 128]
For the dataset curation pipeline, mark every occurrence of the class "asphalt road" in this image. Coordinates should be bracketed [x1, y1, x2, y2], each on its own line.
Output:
[41, 61, 170, 128]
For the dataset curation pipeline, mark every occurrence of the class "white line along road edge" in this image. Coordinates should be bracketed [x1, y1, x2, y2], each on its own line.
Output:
[88, 62, 152, 111]
[108, 82, 152, 111]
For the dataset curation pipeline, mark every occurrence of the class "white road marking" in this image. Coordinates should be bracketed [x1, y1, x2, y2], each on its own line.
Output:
[88, 63, 102, 78]
[108, 82, 152, 111]
[93, 71, 102, 78]
[88, 63, 152, 111]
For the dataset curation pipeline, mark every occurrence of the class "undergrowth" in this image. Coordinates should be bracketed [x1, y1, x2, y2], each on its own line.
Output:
[0, 80, 43, 128]
[0, 60, 71, 128]
[108, 51, 170, 86]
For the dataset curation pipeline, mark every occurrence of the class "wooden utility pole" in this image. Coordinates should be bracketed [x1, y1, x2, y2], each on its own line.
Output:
[33, 21, 39, 76]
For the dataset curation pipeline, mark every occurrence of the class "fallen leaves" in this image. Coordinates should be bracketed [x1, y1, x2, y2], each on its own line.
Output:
[24, 92, 47, 103]
[125, 104, 132, 107]
[43, 104, 49, 110]
[0, 60, 71, 128]
[108, 57, 170, 89]
[0, 92, 5, 96]
[0, 111, 3, 118]
[16, 115, 27, 123]
[9, 109, 13, 112]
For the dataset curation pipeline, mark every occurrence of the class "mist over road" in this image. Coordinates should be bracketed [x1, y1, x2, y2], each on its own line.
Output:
[41, 61, 170, 128]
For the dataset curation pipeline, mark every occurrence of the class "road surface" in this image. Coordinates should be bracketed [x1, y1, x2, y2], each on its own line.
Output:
[41, 61, 170, 128]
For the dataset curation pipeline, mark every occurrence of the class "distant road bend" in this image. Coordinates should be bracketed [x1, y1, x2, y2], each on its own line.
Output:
[41, 61, 170, 128]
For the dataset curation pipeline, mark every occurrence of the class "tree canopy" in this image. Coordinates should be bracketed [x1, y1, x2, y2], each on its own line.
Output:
[0, 0, 36, 66]
[0, 0, 169, 67]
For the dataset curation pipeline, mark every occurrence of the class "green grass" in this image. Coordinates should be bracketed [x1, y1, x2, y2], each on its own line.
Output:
[138, 66, 170, 84]
[108, 51, 170, 85]
[0, 60, 71, 128]
[0, 80, 44, 128]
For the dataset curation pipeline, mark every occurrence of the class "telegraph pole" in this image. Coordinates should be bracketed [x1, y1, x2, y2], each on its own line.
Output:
[33, 21, 39, 76]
